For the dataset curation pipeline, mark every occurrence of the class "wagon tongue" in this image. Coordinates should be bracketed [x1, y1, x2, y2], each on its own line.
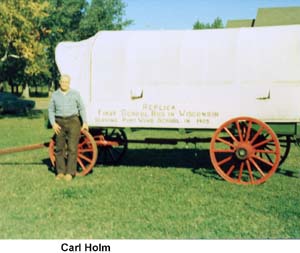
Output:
[0, 142, 49, 156]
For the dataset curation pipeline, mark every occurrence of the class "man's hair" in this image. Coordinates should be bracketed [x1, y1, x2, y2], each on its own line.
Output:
[60, 74, 71, 82]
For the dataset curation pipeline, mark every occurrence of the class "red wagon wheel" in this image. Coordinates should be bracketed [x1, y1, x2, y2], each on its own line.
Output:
[49, 130, 98, 176]
[210, 116, 280, 185]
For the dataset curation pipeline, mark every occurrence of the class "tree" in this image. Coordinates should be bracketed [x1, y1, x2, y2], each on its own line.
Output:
[0, 0, 51, 93]
[46, 0, 88, 42]
[193, 20, 211, 30]
[193, 17, 224, 29]
[211, 17, 224, 29]
[79, 0, 133, 40]
[44, 0, 132, 43]
[0, 0, 50, 74]
[39, 0, 88, 89]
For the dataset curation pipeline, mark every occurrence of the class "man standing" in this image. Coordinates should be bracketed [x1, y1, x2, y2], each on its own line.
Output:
[48, 74, 89, 181]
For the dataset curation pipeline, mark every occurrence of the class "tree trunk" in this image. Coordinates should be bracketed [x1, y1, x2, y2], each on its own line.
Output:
[22, 84, 30, 98]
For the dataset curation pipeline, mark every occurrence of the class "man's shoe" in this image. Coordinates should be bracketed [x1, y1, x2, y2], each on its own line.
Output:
[75, 172, 82, 177]
[64, 174, 73, 182]
[56, 173, 65, 180]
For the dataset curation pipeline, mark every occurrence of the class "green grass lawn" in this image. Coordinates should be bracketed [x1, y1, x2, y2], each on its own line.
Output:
[0, 112, 300, 239]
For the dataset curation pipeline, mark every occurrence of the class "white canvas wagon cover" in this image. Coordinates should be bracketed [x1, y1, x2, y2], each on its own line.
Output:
[55, 25, 300, 129]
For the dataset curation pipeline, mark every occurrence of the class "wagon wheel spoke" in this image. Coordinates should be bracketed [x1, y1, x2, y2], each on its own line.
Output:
[238, 162, 245, 181]
[265, 135, 291, 167]
[217, 156, 232, 166]
[254, 135, 291, 169]
[245, 120, 252, 141]
[77, 131, 98, 175]
[224, 127, 239, 143]
[108, 147, 123, 157]
[265, 152, 273, 164]
[210, 117, 280, 185]
[216, 137, 235, 149]
[246, 160, 254, 184]
[78, 138, 88, 148]
[99, 146, 124, 164]
[78, 153, 93, 163]
[226, 165, 235, 176]
[77, 157, 88, 174]
[249, 158, 265, 177]
[214, 149, 235, 153]
[255, 149, 276, 154]
[107, 148, 118, 163]
[252, 154, 274, 167]
[235, 121, 244, 141]
[253, 138, 274, 148]
[249, 127, 264, 144]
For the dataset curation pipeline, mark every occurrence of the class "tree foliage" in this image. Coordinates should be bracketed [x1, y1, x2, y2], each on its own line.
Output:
[46, 0, 88, 42]
[38, 0, 89, 88]
[0, 0, 50, 79]
[79, 0, 133, 39]
[193, 17, 224, 29]
[0, 0, 132, 93]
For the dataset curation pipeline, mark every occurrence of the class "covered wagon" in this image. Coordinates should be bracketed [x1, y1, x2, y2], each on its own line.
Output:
[52, 25, 300, 184]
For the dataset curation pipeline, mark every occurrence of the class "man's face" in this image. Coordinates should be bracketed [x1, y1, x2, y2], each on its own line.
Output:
[60, 77, 70, 92]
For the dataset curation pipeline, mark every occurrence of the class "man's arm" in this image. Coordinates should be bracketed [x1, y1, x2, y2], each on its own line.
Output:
[48, 94, 61, 134]
[77, 94, 89, 131]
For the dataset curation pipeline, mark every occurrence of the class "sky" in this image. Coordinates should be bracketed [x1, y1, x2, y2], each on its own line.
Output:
[122, 0, 300, 30]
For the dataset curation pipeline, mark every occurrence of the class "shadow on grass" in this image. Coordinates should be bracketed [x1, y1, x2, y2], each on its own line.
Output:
[276, 168, 300, 178]
[99, 147, 300, 180]
[0, 159, 56, 174]
[42, 148, 221, 180]
[120, 148, 211, 168]
[0, 147, 298, 180]
[40, 148, 220, 180]
[96, 148, 220, 181]
[0, 109, 45, 119]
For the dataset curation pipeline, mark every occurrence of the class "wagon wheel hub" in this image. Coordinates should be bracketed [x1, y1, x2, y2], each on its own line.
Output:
[235, 143, 253, 160]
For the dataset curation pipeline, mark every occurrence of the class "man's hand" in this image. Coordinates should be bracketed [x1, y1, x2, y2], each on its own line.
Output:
[52, 122, 61, 135]
[81, 122, 89, 132]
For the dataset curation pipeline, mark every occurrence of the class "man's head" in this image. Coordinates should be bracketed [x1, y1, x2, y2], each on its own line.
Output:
[59, 74, 71, 92]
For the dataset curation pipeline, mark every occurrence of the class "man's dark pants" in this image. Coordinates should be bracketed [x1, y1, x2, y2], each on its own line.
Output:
[55, 116, 81, 176]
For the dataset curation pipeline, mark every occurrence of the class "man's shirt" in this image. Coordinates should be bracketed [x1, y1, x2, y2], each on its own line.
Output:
[48, 89, 87, 126]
